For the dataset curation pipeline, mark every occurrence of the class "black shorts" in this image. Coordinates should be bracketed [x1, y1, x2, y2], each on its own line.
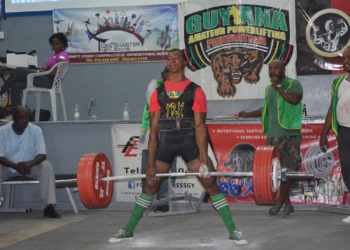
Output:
[155, 129, 199, 163]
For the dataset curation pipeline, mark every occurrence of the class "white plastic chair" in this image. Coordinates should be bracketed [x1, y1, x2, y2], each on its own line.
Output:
[22, 61, 69, 122]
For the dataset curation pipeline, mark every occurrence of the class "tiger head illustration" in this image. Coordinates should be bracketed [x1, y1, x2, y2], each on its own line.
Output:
[211, 48, 264, 98]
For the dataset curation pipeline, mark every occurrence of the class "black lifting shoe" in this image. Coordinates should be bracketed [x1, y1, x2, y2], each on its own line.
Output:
[44, 204, 61, 218]
[280, 204, 294, 217]
[267, 202, 283, 216]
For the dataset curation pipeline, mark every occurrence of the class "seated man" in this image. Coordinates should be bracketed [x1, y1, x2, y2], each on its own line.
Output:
[0, 106, 60, 218]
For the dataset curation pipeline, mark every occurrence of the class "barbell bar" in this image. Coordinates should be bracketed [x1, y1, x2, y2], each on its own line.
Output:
[100, 170, 314, 182]
[75, 146, 315, 208]
[101, 172, 254, 181]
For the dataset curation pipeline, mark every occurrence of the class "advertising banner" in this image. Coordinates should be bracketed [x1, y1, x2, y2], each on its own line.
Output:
[53, 4, 178, 63]
[111, 122, 348, 205]
[207, 122, 349, 205]
[111, 124, 142, 202]
[178, 0, 297, 100]
[296, 0, 350, 75]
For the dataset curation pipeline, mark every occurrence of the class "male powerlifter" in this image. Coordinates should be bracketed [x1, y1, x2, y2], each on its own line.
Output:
[109, 49, 248, 245]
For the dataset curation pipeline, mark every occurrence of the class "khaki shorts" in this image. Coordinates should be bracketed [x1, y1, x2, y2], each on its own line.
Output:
[266, 136, 302, 171]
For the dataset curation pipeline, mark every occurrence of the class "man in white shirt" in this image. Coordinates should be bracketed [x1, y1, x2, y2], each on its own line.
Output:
[320, 46, 350, 223]
[0, 106, 60, 218]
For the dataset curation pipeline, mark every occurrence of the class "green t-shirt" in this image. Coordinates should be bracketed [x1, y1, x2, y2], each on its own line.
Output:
[141, 79, 163, 130]
[266, 78, 303, 138]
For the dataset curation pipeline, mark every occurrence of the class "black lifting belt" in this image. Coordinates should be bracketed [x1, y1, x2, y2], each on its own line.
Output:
[158, 117, 195, 131]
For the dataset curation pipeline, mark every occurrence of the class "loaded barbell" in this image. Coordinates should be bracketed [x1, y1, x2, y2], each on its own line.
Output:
[75, 146, 314, 208]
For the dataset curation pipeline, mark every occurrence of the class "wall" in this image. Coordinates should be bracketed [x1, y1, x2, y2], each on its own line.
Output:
[0, 14, 336, 121]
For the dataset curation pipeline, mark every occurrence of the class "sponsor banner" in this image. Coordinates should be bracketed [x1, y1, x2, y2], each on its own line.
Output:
[111, 122, 347, 205]
[207, 122, 348, 205]
[208, 124, 265, 204]
[53, 4, 178, 63]
[111, 124, 142, 202]
[178, 0, 297, 100]
[111, 124, 217, 202]
[296, 0, 350, 75]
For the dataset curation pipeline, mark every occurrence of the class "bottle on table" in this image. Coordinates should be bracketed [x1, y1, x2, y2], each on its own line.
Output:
[73, 104, 80, 121]
[302, 104, 307, 117]
[123, 101, 129, 120]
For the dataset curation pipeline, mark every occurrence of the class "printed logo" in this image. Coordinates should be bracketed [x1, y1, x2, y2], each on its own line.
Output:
[224, 143, 256, 172]
[217, 179, 254, 198]
[128, 181, 136, 189]
[117, 136, 139, 157]
[128, 181, 142, 189]
[165, 102, 184, 117]
[306, 8, 350, 57]
[167, 90, 182, 99]
[183, 4, 293, 98]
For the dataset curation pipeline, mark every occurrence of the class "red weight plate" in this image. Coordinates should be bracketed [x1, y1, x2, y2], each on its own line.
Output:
[256, 146, 273, 204]
[263, 147, 273, 202]
[253, 146, 269, 204]
[253, 146, 280, 204]
[253, 146, 264, 204]
[261, 146, 272, 203]
[77, 153, 114, 208]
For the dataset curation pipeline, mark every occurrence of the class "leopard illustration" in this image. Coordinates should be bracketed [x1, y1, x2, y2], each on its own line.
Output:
[211, 48, 264, 98]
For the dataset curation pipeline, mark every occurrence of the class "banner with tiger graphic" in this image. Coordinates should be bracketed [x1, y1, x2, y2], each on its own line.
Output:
[179, 0, 297, 100]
